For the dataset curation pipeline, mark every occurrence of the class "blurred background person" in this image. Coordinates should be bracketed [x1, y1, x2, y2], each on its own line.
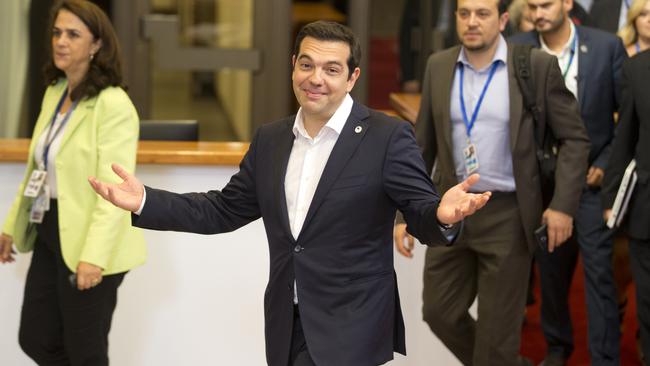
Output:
[619, 0, 650, 55]
[602, 48, 650, 366]
[590, 0, 633, 33]
[0, 1, 145, 365]
[510, 0, 536, 32]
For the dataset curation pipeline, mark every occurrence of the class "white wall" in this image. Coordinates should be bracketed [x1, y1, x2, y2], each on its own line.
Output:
[0, 162, 464, 365]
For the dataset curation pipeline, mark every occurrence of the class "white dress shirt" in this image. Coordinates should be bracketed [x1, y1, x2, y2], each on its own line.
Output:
[286, 93, 353, 303]
[540, 22, 579, 99]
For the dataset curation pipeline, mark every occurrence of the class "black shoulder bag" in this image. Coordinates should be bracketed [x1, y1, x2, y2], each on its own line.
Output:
[513, 44, 558, 207]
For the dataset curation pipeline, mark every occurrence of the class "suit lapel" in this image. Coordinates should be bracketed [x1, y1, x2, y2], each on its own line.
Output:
[576, 26, 591, 110]
[507, 44, 524, 152]
[297, 103, 370, 240]
[440, 47, 461, 157]
[273, 118, 297, 241]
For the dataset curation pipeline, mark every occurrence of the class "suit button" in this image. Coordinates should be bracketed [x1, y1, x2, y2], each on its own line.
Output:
[294, 245, 303, 253]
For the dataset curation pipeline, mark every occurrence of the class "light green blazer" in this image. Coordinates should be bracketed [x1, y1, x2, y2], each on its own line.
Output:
[3, 79, 146, 275]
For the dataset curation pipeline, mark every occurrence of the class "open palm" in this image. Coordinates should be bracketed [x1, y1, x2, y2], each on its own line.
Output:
[88, 164, 145, 212]
[437, 174, 491, 225]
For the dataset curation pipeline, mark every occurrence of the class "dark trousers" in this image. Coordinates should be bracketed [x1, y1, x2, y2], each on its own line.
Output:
[422, 192, 532, 366]
[19, 200, 125, 366]
[289, 306, 316, 366]
[629, 237, 650, 362]
[537, 188, 620, 365]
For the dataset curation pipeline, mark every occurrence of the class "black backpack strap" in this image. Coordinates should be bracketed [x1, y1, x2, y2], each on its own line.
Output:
[513, 44, 544, 149]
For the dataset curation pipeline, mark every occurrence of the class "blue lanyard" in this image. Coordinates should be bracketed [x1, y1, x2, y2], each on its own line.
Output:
[561, 34, 578, 80]
[42, 89, 78, 170]
[459, 62, 499, 139]
[636, 42, 641, 54]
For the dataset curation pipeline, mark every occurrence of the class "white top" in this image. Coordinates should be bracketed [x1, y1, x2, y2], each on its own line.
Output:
[540, 22, 579, 99]
[33, 111, 68, 199]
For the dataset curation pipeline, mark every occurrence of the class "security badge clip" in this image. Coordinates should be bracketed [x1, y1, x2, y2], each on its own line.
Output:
[25, 170, 50, 224]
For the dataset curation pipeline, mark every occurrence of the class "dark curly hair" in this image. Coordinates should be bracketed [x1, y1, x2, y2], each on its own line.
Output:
[43, 0, 124, 101]
[293, 21, 361, 80]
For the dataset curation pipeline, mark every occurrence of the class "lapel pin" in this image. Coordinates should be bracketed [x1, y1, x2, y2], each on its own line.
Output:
[354, 126, 363, 134]
[580, 44, 588, 53]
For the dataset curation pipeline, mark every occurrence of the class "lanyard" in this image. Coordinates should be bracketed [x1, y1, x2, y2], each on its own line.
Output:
[459, 62, 499, 139]
[624, 0, 630, 9]
[42, 89, 78, 170]
[561, 34, 578, 80]
[636, 42, 641, 54]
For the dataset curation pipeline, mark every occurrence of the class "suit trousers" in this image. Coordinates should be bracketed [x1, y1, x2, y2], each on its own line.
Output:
[422, 192, 532, 366]
[629, 237, 650, 363]
[18, 200, 125, 366]
[289, 306, 316, 366]
[537, 188, 620, 365]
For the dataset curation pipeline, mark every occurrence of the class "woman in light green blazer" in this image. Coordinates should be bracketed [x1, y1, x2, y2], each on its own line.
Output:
[0, 1, 145, 364]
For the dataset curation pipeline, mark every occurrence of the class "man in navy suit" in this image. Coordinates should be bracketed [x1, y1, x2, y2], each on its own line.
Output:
[87, 21, 491, 366]
[510, 0, 627, 365]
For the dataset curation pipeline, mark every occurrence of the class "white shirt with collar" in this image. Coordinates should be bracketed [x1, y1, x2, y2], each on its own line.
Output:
[540, 22, 579, 98]
[286, 93, 353, 303]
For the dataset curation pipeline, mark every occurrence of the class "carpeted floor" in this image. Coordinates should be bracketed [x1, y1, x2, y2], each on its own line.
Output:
[520, 258, 642, 365]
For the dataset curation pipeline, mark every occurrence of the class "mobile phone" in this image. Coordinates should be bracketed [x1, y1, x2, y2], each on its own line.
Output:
[534, 223, 548, 251]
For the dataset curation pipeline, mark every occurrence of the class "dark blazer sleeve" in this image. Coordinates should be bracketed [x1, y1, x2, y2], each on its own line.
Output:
[133, 130, 262, 234]
[384, 121, 449, 246]
[539, 50, 591, 216]
[602, 58, 639, 208]
[592, 36, 627, 169]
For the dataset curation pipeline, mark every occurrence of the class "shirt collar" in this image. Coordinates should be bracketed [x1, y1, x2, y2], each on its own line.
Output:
[457, 34, 508, 70]
[539, 22, 576, 58]
[293, 93, 353, 139]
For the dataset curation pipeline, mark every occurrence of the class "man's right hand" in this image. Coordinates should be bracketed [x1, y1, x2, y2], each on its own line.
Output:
[542, 208, 573, 253]
[0, 233, 15, 264]
[394, 223, 415, 258]
[88, 163, 145, 212]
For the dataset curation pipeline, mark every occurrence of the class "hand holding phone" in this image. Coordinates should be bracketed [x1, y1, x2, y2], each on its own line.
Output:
[534, 223, 548, 251]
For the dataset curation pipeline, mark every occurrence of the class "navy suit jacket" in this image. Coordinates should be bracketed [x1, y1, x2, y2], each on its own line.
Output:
[510, 26, 626, 169]
[133, 102, 450, 366]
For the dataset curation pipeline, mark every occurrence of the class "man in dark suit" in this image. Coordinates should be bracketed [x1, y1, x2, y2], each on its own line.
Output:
[510, 0, 627, 364]
[86, 21, 492, 366]
[393, 0, 590, 365]
[589, 0, 628, 33]
[603, 49, 650, 365]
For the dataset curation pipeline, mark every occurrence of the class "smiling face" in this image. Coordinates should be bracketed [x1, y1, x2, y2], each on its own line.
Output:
[456, 0, 509, 52]
[291, 36, 360, 125]
[52, 9, 101, 79]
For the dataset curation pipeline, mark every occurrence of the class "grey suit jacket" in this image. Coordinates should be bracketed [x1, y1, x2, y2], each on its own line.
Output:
[416, 43, 590, 251]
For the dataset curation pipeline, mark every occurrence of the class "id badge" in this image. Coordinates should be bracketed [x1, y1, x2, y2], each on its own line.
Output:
[463, 143, 479, 175]
[29, 186, 50, 224]
[24, 170, 47, 198]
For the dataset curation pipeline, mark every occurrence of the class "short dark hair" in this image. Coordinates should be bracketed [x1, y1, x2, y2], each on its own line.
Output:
[499, 0, 511, 15]
[44, 0, 125, 101]
[292, 21, 361, 80]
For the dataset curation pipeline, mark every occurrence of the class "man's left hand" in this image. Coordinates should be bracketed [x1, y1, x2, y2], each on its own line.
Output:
[586, 166, 604, 187]
[437, 174, 491, 225]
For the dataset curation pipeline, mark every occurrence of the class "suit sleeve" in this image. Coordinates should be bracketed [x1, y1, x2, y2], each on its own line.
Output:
[602, 59, 638, 208]
[592, 37, 627, 169]
[384, 122, 449, 246]
[395, 56, 437, 226]
[133, 130, 262, 234]
[542, 53, 591, 216]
